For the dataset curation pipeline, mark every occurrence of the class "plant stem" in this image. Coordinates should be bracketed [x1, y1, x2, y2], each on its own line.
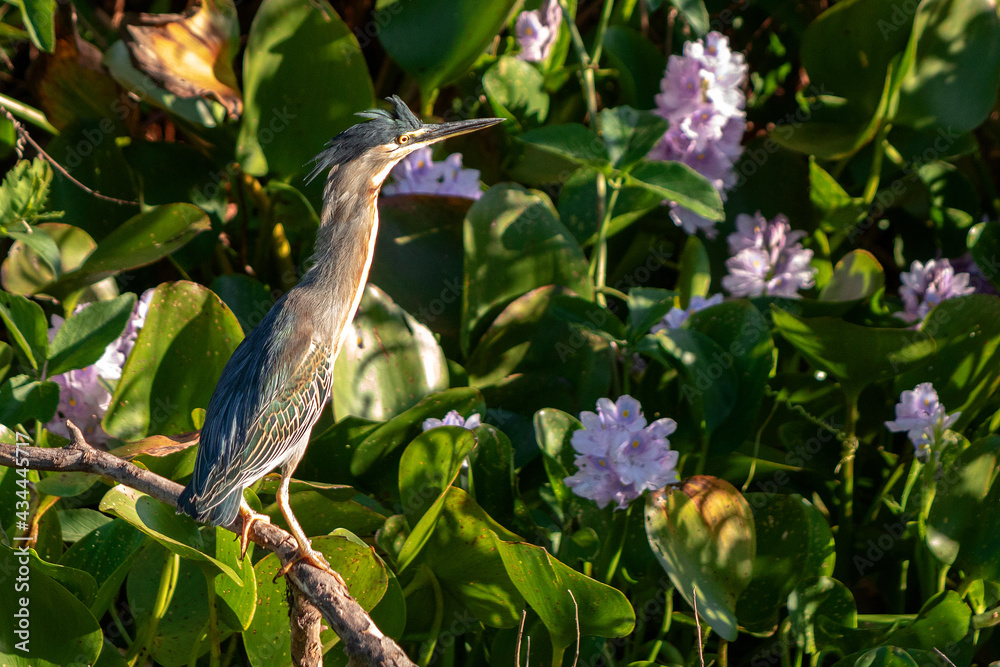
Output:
[603, 504, 631, 584]
[205, 569, 221, 667]
[591, 180, 621, 306]
[417, 566, 445, 667]
[0, 92, 59, 134]
[127, 551, 180, 666]
[836, 392, 860, 577]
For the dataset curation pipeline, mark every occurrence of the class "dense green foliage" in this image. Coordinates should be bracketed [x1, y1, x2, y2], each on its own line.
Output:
[2, 0, 1000, 666]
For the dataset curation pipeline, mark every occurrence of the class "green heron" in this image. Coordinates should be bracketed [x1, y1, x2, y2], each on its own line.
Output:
[178, 96, 502, 573]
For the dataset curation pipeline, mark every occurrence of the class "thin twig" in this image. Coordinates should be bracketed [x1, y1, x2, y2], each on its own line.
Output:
[692, 587, 705, 667]
[0, 422, 414, 667]
[2, 108, 139, 206]
[515, 610, 527, 667]
[568, 590, 580, 667]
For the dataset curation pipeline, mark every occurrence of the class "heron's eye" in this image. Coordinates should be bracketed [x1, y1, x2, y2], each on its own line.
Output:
[397, 134, 410, 145]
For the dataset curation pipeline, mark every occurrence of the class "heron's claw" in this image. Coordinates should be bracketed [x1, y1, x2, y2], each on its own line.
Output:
[273, 546, 344, 584]
[236, 506, 271, 560]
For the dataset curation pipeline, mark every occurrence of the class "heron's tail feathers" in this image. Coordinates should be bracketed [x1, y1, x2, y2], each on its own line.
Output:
[177, 484, 242, 528]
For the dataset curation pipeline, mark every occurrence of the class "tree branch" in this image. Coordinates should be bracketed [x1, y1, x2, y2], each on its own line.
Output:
[0, 422, 415, 667]
[289, 585, 325, 667]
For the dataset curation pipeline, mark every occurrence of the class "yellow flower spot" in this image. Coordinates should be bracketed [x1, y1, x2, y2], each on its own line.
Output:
[631, 440, 640, 449]
[598, 458, 608, 467]
[69, 397, 77, 407]
[622, 409, 630, 417]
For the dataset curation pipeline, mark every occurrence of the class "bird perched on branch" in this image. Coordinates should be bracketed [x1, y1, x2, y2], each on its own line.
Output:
[178, 96, 502, 574]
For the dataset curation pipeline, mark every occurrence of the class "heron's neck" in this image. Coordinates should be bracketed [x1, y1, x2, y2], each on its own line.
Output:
[299, 164, 382, 347]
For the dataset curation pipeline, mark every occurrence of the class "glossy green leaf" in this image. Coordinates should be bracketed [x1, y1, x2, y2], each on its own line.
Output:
[469, 424, 517, 528]
[260, 481, 388, 539]
[46, 293, 134, 377]
[399, 426, 477, 525]
[533, 407, 581, 514]
[351, 387, 485, 476]
[56, 508, 112, 542]
[0, 374, 59, 427]
[556, 168, 661, 246]
[626, 287, 677, 339]
[2, 223, 107, 298]
[883, 591, 972, 654]
[771, 306, 935, 396]
[209, 274, 274, 336]
[497, 540, 635, 653]
[60, 518, 147, 618]
[377, 0, 518, 93]
[483, 56, 549, 130]
[99, 485, 242, 583]
[896, 0, 1000, 132]
[601, 26, 666, 110]
[635, 329, 738, 435]
[0, 290, 48, 370]
[818, 250, 885, 303]
[333, 285, 449, 422]
[926, 436, 1000, 581]
[462, 184, 592, 353]
[600, 107, 668, 170]
[244, 533, 389, 667]
[49, 204, 211, 296]
[0, 545, 102, 667]
[668, 0, 709, 35]
[104, 281, 243, 440]
[737, 494, 836, 635]
[832, 647, 920, 667]
[518, 124, 609, 168]
[676, 236, 711, 307]
[688, 300, 775, 453]
[213, 525, 257, 632]
[237, 0, 374, 177]
[6, 0, 54, 52]
[645, 476, 756, 641]
[407, 487, 525, 627]
[624, 161, 723, 221]
[788, 576, 858, 654]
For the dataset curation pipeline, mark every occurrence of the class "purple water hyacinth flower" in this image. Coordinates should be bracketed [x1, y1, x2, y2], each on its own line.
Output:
[722, 212, 816, 298]
[565, 395, 679, 509]
[648, 31, 747, 236]
[885, 383, 961, 461]
[653, 293, 725, 331]
[422, 410, 482, 432]
[383, 146, 484, 200]
[896, 259, 975, 325]
[950, 253, 997, 296]
[515, 0, 562, 62]
[46, 289, 154, 444]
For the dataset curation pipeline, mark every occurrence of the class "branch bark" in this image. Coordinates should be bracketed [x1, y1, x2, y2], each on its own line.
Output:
[0, 422, 415, 667]
[289, 585, 325, 667]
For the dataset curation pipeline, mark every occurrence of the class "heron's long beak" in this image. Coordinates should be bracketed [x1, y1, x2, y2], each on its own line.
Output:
[414, 117, 505, 147]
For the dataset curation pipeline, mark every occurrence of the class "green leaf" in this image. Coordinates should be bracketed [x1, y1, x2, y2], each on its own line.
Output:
[645, 476, 756, 641]
[6, 0, 54, 52]
[56, 508, 113, 542]
[896, 0, 1000, 132]
[462, 184, 592, 353]
[497, 540, 635, 653]
[104, 281, 243, 440]
[625, 161, 723, 221]
[212, 525, 257, 632]
[351, 387, 485, 476]
[556, 168, 661, 246]
[469, 424, 517, 529]
[245, 533, 389, 667]
[0, 375, 59, 427]
[688, 300, 775, 453]
[0, 544, 103, 667]
[377, 0, 518, 94]
[407, 487, 525, 627]
[788, 576, 858, 655]
[483, 56, 549, 130]
[832, 647, 920, 667]
[883, 591, 972, 654]
[969, 221, 1000, 291]
[46, 293, 134, 376]
[260, 481, 388, 538]
[626, 287, 677, 340]
[601, 26, 666, 110]
[518, 124, 609, 168]
[99, 485, 242, 583]
[237, 0, 374, 177]
[0, 290, 48, 370]
[333, 285, 449, 422]
[926, 436, 1000, 581]
[49, 204, 211, 296]
[818, 250, 885, 303]
[60, 518, 147, 618]
[599, 107, 668, 170]
[737, 494, 836, 635]
[1, 223, 101, 297]
[398, 426, 477, 525]
[209, 274, 274, 335]
[676, 236, 710, 307]
[668, 0, 709, 36]
[5, 227, 62, 277]
[635, 329, 738, 435]
[771, 306, 935, 396]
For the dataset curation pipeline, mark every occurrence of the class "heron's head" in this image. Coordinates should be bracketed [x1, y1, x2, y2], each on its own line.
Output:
[307, 95, 503, 189]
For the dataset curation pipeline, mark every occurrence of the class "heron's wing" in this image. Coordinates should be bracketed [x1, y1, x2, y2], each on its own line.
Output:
[189, 302, 333, 513]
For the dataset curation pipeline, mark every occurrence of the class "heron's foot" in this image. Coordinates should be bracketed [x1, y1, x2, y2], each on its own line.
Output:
[274, 545, 344, 585]
[236, 507, 271, 560]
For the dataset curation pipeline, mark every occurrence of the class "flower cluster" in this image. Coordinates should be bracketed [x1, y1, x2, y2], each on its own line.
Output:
[896, 259, 975, 325]
[885, 383, 961, 461]
[422, 410, 482, 432]
[515, 0, 562, 62]
[383, 147, 485, 200]
[653, 294, 724, 332]
[648, 32, 747, 236]
[46, 290, 154, 444]
[565, 396, 679, 510]
[722, 211, 816, 298]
